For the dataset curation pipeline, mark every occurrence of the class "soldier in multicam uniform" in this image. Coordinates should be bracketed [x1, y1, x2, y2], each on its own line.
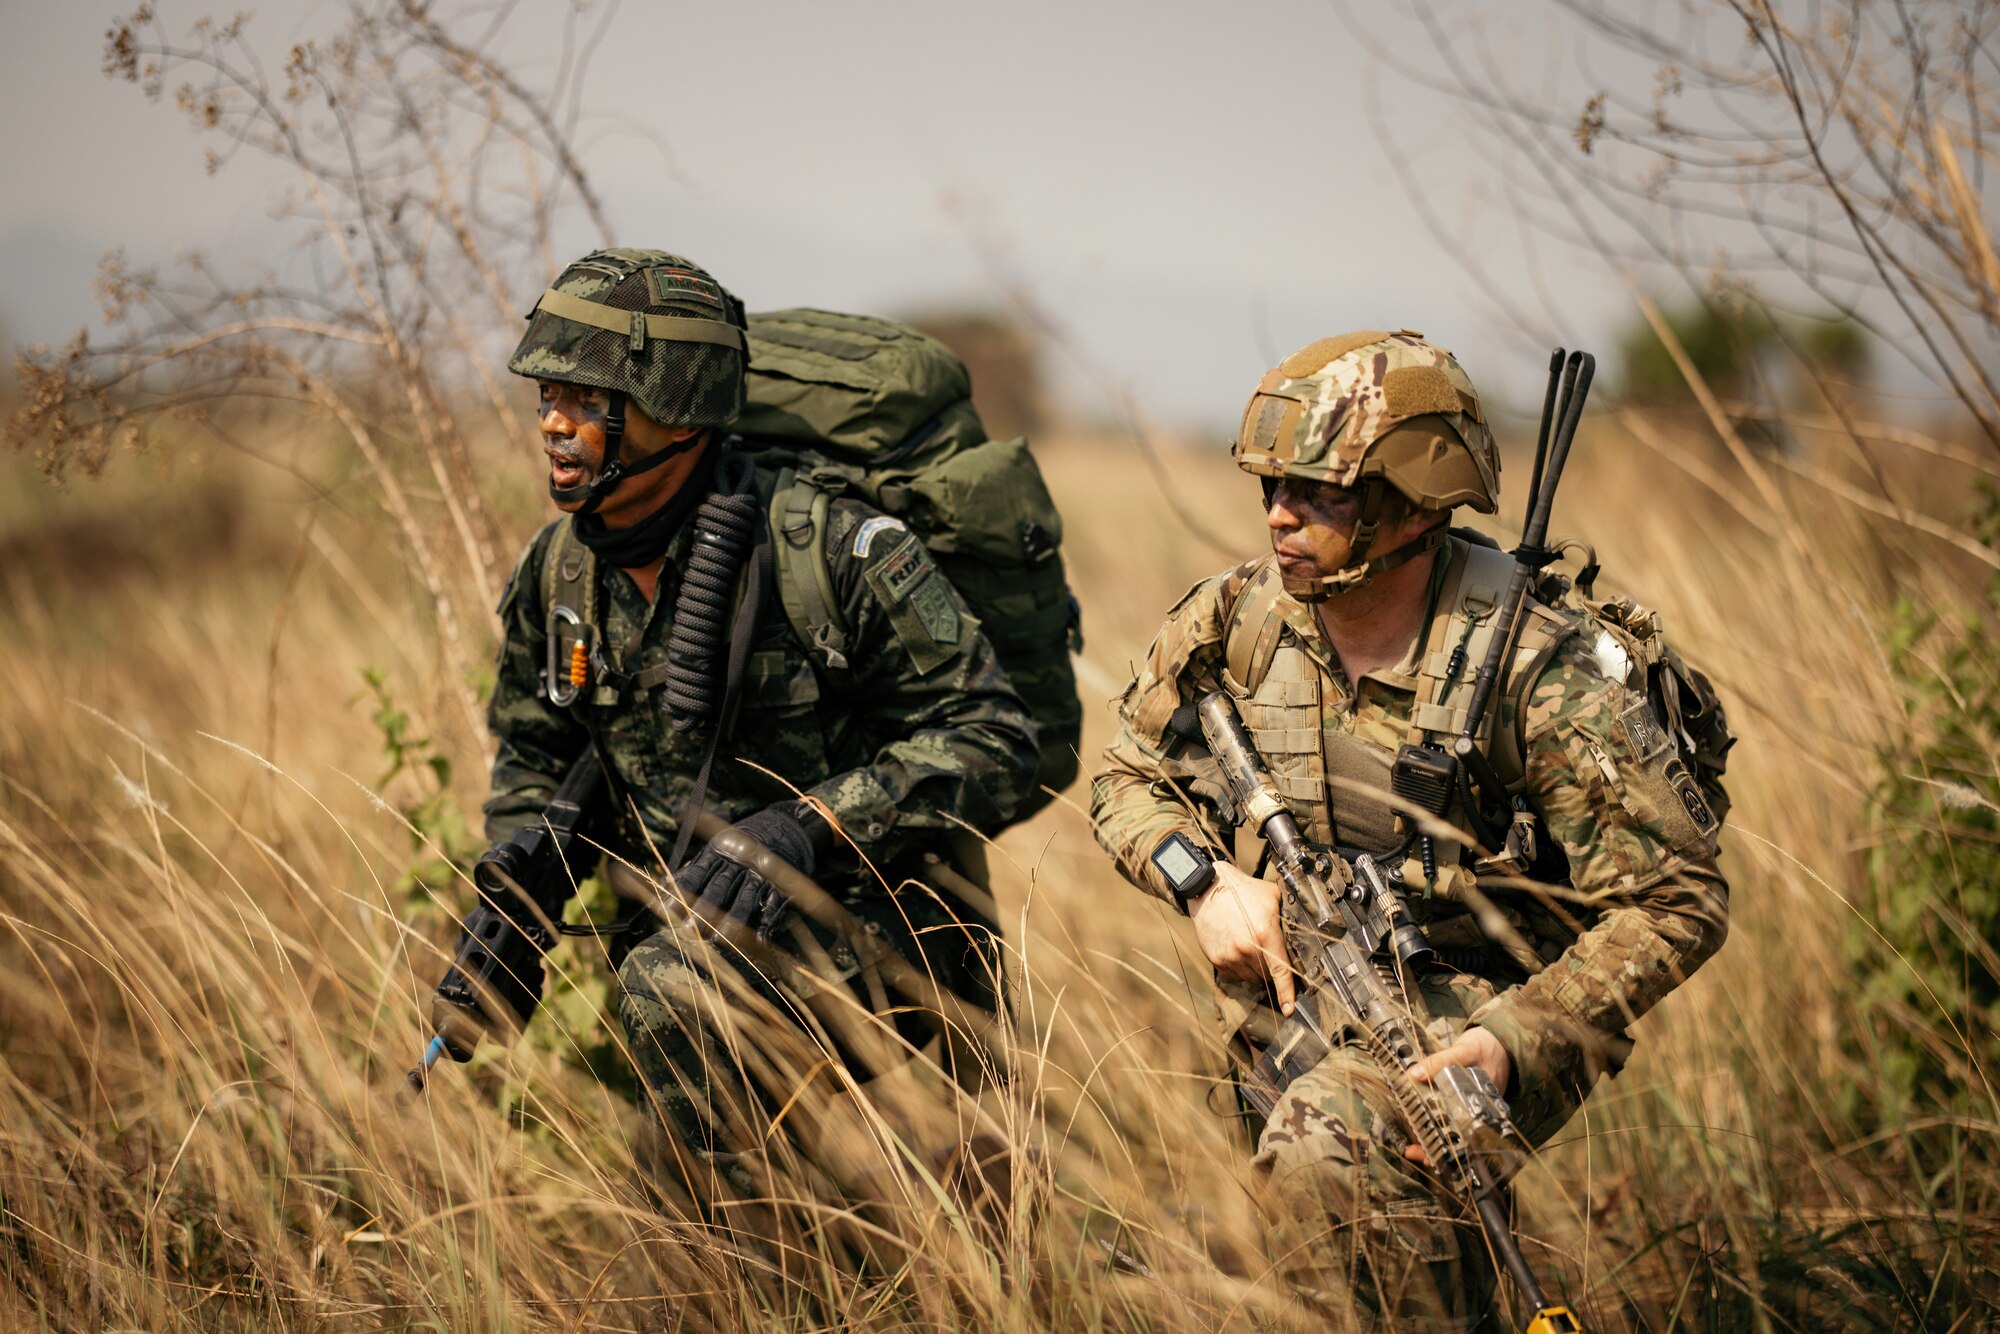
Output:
[487, 249, 1038, 1225]
[1091, 331, 1730, 1325]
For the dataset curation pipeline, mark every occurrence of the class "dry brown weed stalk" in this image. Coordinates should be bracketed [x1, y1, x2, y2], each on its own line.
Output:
[9, 1, 627, 749]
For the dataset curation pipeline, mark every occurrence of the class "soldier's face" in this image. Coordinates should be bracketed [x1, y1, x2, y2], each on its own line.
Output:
[537, 380, 611, 498]
[536, 378, 707, 525]
[1264, 476, 1366, 580]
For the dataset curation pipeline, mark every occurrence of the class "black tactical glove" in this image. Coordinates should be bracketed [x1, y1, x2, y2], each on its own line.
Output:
[680, 801, 835, 939]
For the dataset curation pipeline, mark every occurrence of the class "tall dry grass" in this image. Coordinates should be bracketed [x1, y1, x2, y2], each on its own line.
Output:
[6, 2, 1998, 1328]
[1, 395, 1995, 1330]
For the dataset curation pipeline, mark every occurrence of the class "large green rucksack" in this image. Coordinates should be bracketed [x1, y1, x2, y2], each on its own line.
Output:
[733, 308, 1084, 815]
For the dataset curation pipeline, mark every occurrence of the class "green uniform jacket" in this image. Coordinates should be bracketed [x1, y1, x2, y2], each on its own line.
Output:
[1090, 539, 1729, 1112]
[486, 462, 1040, 876]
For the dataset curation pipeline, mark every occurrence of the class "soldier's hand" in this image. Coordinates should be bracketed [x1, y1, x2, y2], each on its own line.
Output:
[1187, 861, 1296, 1014]
[1401, 1027, 1514, 1165]
[680, 802, 833, 939]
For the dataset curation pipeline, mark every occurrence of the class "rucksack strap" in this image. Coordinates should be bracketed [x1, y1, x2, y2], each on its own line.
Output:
[1406, 541, 1515, 743]
[1223, 563, 1290, 693]
[1493, 609, 1579, 794]
[770, 468, 854, 673]
[541, 518, 688, 705]
[542, 518, 599, 709]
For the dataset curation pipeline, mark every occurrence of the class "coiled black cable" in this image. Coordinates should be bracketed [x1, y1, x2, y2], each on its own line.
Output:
[663, 457, 760, 733]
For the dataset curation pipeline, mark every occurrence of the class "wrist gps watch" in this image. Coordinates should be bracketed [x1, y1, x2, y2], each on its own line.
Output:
[1151, 830, 1216, 914]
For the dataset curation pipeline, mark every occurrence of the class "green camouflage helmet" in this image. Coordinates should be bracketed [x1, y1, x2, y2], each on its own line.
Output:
[1232, 329, 1499, 514]
[507, 248, 748, 428]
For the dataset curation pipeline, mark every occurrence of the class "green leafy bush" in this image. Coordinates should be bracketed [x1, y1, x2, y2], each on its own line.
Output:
[359, 666, 478, 922]
[1860, 492, 2000, 1147]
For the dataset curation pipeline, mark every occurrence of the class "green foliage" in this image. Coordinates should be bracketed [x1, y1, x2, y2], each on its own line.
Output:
[1619, 297, 1771, 403]
[358, 665, 633, 1099]
[537, 875, 640, 1098]
[1617, 294, 1870, 406]
[358, 667, 477, 922]
[1859, 489, 2000, 1151]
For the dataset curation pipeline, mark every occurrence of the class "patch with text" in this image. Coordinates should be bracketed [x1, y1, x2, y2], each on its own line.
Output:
[876, 536, 932, 603]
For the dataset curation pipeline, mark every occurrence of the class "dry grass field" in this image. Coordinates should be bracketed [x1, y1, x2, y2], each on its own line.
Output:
[1, 395, 1995, 1330]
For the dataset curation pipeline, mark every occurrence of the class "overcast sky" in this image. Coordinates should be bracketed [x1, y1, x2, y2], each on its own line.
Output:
[0, 2, 1759, 433]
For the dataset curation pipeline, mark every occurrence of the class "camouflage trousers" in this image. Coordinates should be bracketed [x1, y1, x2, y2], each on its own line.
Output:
[1249, 972, 1594, 1330]
[609, 853, 1004, 1234]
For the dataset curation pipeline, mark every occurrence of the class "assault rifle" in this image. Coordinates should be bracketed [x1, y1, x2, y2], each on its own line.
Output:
[403, 750, 605, 1096]
[1195, 691, 1580, 1334]
[402, 752, 1012, 1096]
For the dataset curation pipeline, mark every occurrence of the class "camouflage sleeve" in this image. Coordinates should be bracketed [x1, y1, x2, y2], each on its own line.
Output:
[1089, 564, 1255, 904]
[482, 522, 592, 843]
[1471, 630, 1730, 1095]
[802, 504, 1040, 861]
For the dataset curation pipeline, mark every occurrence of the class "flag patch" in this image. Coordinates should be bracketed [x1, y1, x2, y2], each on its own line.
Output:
[852, 515, 908, 558]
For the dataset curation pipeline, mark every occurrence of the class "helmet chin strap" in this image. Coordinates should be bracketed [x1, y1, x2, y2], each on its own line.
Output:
[1280, 526, 1447, 601]
[1277, 478, 1448, 602]
[548, 391, 702, 515]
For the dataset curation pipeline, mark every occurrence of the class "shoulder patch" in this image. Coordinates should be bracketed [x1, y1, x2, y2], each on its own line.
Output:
[861, 534, 964, 674]
[1668, 757, 1719, 835]
[1588, 628, 1632, 684]
[873, 535, 933, 603]
[909, 576, 961, 645]
[1560, 680, 1720, 856]
[852, 514, 907, 558]
[1614, 693, 1671, 764]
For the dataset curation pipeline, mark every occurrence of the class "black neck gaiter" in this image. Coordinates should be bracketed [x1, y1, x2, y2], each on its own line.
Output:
[571, 446, 719, 571]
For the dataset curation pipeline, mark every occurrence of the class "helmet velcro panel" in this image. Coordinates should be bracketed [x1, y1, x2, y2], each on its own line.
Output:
[508, 248, 747, 428]
[1276, 330, 1392, 380]
[1233, 392, 1305, 475]
[1380, 364, 1464, 419]
[645, 263, 728, 311]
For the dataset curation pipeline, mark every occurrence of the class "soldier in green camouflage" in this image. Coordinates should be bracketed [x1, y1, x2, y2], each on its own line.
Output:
[487, 249, 1038, 1227]
[1091, 331, 1730, 1324]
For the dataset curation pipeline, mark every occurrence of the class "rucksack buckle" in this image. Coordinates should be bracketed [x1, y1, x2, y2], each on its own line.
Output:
[812, 622, 850, 671]
[1505, 799, 1539, 867]
[1022, 520, 1057, 563]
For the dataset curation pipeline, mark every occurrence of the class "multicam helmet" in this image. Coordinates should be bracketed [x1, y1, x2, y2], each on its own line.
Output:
[1234, 329, 1497, 510]
[508, 248, 748, 429]
[1233, 330, 1500, 598]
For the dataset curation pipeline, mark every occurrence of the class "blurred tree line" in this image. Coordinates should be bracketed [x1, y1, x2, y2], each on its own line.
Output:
[1616, 295, 1871, 411]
